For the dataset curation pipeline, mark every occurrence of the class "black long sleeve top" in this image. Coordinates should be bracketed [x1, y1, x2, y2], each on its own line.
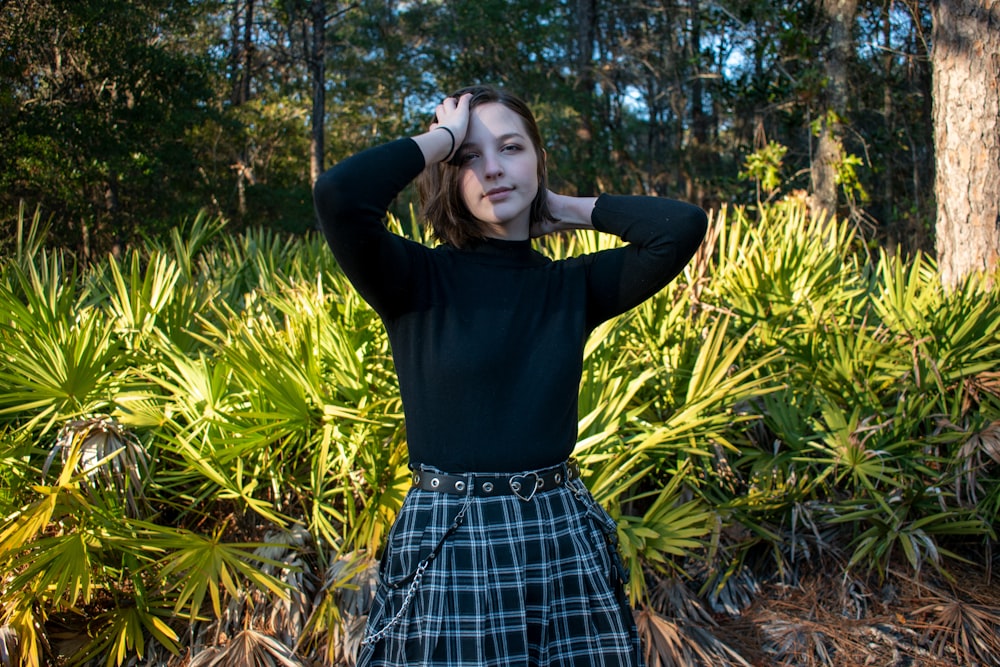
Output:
[314, 138, 707, 473]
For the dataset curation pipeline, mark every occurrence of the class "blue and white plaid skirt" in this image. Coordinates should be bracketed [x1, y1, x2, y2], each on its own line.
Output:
[357, 465, 643, 666]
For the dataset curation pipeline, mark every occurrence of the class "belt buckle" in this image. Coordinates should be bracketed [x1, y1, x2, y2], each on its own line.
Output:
[509, 472, 540, 501]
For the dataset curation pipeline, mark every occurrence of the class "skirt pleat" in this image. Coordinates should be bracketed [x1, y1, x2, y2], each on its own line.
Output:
[358, 475, 642, 667]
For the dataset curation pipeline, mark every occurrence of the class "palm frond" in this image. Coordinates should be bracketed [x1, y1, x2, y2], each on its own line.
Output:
[141, 523, 292, 620]
[635, 607, 750, 667]
[188, 629, 301, 667]
[954, 419, 1000, 506]
[8, 531, 94, 609]
[102, 251, 182, 348]
[298, 553, 378, 665]
[0, 304, 123, 437]
[616, 463, 716, 596]
[10, 202, 51, 266]
[72, 601, 182, 667]
[912, 597, 1000, 666]
[0, 624, 20, 667]
[760, 615, 836, 667]
[648, 578, 717, 626]
[43, 417, 150, 518]
[0, 484, 62, 561]
[0, 600, 43, 667]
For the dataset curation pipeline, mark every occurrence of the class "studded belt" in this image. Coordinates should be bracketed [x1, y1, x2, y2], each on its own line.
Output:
[411, 459, 581, 502]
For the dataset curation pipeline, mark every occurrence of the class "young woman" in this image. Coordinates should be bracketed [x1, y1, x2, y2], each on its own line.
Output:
[313, 85, 708, 666]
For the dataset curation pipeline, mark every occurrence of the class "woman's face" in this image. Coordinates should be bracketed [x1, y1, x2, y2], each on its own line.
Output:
[455, 102, 540, 240]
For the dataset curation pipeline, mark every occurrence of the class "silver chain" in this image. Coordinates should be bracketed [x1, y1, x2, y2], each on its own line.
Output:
[361, 499, 470, 648]
[361, 559, 428, 647]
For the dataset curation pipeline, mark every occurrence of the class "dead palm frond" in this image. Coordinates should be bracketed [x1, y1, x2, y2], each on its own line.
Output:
[960, 371, 1000, 415]
[0, 626, 19, 667]
[759, 615, 837, 667]
[635, 607, 750, 667]
[786, 501, 839, 564]
[683, 206, 724, 309]
[912, 596, 1000, 666]
[838, 577, 874, 621]
[706, 567, 761, 617]
[216, 527, 314, 648]
[187, 629, 302, 667]
[648, 577, 717, 626]
[42, 416, 150, 518]
[297, 552, 378, 666]
[953, 419, 1000, 506]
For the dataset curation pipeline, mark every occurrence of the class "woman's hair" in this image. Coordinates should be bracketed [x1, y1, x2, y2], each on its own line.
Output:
[416, 85, 554, 248]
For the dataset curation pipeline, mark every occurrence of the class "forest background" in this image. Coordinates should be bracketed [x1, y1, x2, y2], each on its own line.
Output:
[0, 0, 973, 261]
[2, 1, 1000, 666]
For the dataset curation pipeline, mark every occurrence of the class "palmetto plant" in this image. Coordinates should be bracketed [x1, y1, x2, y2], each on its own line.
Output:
[550, 220, 781, 663]
[1, 198, 999, 666]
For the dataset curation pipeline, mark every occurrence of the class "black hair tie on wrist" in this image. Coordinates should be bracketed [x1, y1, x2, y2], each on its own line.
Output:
[435, 126, 455, 163]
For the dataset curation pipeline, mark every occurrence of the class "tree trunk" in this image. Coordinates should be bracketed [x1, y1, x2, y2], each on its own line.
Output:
[880, 9, 896, 250]
[230, 0, 254, 218]
[574, 0, 597, 195]
[689, 0, 708, 147]
[810, 0, 858, 222]
[932, 0, 1000, 286]
[309, 0, 327, 186]
[230, 0, 254, 106]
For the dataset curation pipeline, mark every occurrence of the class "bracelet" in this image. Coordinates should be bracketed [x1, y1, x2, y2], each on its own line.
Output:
[435, 126, 456, 162]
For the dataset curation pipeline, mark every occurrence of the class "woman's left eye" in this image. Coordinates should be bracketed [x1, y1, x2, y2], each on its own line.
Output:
[501, 144, 522, 153]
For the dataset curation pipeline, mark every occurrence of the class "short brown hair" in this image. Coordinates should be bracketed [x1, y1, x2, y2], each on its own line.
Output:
[416, 85, 554, 248]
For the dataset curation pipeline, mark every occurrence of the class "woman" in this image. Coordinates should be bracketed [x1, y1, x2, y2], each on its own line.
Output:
[314, 85, 707, 666]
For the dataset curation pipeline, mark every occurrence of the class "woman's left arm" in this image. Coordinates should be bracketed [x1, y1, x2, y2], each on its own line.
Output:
[530, 193, 598, 236]
[540, 192, 707, 327]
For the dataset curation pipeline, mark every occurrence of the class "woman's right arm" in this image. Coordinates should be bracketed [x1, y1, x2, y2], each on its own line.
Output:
[312, 96, 470, 314]
[313, 138, 426, 314]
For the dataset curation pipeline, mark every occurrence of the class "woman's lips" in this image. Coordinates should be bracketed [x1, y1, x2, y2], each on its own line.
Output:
[485, 187, 513, 201]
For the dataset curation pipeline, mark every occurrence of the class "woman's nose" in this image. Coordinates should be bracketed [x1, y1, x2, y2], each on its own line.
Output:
[482, 151, 503, 178]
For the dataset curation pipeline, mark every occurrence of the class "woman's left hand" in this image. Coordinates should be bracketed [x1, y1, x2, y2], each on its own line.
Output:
[530, 191, 597, 237]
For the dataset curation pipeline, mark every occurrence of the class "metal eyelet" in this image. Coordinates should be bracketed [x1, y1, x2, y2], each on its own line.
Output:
[482, 482, 494, 493]
[413, 473, 421, 485]
[430, 477, 440, 488]
[511, 481, 522, 492]
[536, 477, 544, 489]
[554, 473, 562, 484]
[455, 480, 466, 492]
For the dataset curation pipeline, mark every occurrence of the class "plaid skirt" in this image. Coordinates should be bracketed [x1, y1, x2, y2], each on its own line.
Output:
[357, 464, 643, 666]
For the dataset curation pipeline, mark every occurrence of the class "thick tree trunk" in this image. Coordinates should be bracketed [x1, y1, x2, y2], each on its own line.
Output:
[811, 125, 841, 222]
[932, 0, 1000, 286]
[810, 0, 857, 222]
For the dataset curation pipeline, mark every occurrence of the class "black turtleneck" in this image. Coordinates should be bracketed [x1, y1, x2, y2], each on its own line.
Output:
[314, 138, 707, 472]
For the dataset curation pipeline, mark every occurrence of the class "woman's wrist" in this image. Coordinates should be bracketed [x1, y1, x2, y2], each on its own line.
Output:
[413, 128, 457, 165]
[548, 193, 597, 228]
[435, 126, 456, 162]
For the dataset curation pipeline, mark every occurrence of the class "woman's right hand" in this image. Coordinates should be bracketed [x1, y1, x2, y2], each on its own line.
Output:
[418, 93, 472, 164]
